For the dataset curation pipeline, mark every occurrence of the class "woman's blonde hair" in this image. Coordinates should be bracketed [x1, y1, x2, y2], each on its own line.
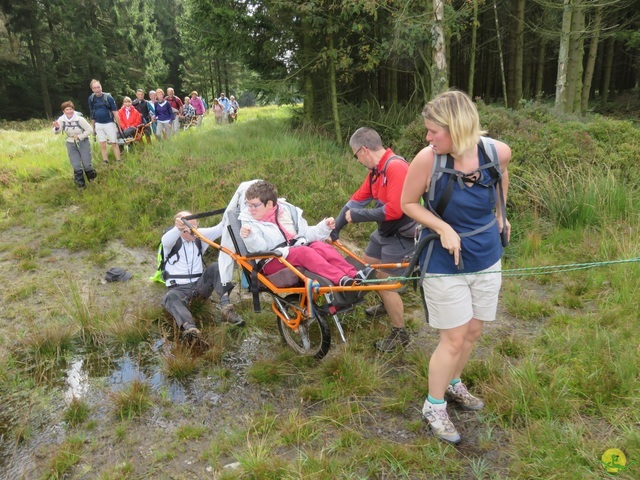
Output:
[421, 90, 486, 156]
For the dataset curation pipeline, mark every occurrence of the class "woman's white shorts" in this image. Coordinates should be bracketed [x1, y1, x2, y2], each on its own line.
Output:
[423, 259, 502, 330]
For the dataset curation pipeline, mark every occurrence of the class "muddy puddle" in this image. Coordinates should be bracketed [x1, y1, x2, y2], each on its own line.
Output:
[1, 331, 267, 480]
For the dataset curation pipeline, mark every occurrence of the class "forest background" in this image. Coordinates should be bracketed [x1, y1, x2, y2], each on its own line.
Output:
[1, 0, 640, 138]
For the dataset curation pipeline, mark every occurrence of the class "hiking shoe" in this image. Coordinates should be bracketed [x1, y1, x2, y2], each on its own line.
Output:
[339, 276, 355, 287]
[355, 266, 376, 284]
[181, 323, 201, 338]
[374, 327, 410, 352]
[445, 382, 485, 411]
[365, 303, 387, 317]
[221, 305, 246, 327]
[422, 400, 461, 444]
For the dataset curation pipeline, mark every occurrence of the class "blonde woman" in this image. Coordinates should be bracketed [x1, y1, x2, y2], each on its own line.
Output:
[401, 90, 511, 444]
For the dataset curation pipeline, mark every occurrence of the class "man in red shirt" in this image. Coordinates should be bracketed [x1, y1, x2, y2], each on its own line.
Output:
[332, 127, 417, 351]
[166, 87, 183, 133]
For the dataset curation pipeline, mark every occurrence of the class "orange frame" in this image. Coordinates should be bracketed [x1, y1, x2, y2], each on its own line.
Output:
[188, 226, 409, 331]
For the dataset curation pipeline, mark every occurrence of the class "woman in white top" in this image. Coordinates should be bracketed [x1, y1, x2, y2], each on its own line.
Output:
[52, 100, 96, 188]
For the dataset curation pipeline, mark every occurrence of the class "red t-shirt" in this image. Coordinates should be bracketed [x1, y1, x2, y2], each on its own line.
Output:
[351, 148, 408, 221]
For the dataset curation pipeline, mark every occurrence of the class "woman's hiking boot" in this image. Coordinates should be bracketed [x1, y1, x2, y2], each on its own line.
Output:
[85, 169, 97, 182]
[374, 327, 410, 352]
[422, 400, 461, 444]
[444, 382, 485, 411]
[74, 169, 86, 188]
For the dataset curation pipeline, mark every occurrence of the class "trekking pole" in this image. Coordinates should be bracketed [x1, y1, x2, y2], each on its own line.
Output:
[183, 208, 226, 221]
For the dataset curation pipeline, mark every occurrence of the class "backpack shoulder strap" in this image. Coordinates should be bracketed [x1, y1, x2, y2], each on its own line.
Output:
[478, 136, 508, 246]
[426, 152, 448, 202]
[381, 155, 407, 185]
[162, 237, 182, 266]
[478, 136, 501, 177]
[431, 155, 456, 218]
[89, 93, 96, 117]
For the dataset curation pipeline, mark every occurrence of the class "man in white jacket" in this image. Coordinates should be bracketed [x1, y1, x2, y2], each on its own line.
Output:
[161, 211, 245, 338]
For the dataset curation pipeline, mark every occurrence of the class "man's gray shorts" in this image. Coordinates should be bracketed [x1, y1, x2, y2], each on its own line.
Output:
[364, 230, 415, 276]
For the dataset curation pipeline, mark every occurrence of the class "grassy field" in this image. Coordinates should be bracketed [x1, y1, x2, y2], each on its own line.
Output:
[1, 105, 639, 479]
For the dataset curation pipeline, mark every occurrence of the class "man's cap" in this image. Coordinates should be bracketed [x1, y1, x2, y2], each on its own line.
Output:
[105, 267, 133, 282]
[190, 91, 198, 96]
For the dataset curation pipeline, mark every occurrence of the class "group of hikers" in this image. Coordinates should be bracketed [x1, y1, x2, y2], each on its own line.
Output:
[55, 84, 512, 445]
[160, 89, 511, 445]
[52, 79, 239, 188]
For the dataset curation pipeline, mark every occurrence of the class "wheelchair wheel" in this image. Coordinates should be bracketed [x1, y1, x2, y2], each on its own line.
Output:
[274, 294, 331, 359]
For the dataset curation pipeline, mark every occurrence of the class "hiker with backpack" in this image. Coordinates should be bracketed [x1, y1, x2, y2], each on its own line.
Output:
[331, 127, 416, 353]
[52, 100, 97, 188]
[218, 93, 231, 123]
[401, 89, 511, 445]
[189, 91, 206, 126]
[88, 79, 121, 165]
[229, 95, 239, 123]
[147, 90, 158, 135]
[161, 211, 245, 339]
[132, 89, 153, 143]
[153, 89, 174, 140]
[165, 87, 183, 134]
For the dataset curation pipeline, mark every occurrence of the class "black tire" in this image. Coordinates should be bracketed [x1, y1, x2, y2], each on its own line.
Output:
[275, 294, 331, 359]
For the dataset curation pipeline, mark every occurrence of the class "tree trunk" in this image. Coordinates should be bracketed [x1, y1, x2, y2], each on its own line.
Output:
[493, 0, 507, 107]
[555, 0, 572, 113]
[535, 36, 547, 98]
[328, 34, 341, 144]
[507, 0, 525, 109]
[302, 23, 314, 123]
[207, 53, 215, 103]
[468, 0, 478, 97]
[224, 59, 229, 96]
[581, 6, 602, 114]
[390, 59, 398, 107]
[431, 0, 448, 96]
[600, 35, 615, 106]
[215, 58, 222, 95]
[28, 31, 52, 118]
[566, 0, 584, 113]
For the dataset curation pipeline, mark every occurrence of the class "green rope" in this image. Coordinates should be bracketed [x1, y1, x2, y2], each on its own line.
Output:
[364, 257, 640, 283]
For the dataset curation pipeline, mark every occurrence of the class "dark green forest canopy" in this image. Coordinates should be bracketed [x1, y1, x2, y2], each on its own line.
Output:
[1, 0, 639, 127]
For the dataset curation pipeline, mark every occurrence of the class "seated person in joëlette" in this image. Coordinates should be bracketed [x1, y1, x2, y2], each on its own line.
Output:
[239, 181, 373, 287]
[117, 96, 143, 138]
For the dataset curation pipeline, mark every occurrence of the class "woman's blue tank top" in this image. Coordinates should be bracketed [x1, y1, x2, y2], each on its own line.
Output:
[420, 147, 503, 274]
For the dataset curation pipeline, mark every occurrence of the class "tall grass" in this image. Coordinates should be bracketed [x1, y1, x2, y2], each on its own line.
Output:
[516, 164, 640, 229]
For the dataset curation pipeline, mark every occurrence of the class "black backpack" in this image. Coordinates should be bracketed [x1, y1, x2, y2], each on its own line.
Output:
[151, 229, 204, 284]
[88, 92, 115, 120]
